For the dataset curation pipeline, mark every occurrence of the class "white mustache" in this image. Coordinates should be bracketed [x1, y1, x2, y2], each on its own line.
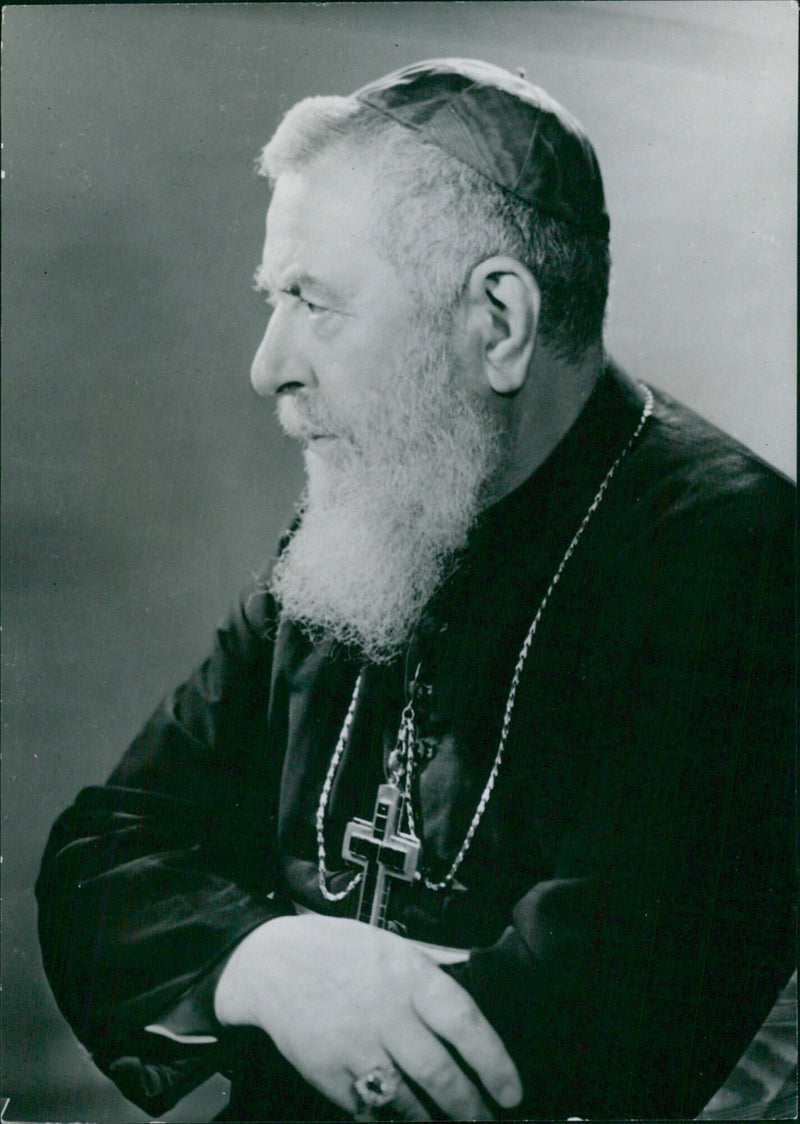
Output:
[277, 396, 339, 442]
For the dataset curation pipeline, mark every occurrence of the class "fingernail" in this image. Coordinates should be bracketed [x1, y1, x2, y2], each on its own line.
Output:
[497, 1080, 522, 1108]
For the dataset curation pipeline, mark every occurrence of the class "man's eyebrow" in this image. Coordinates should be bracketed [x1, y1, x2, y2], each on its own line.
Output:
[253, 264, 275, 293]
[253, 264, 342, 307]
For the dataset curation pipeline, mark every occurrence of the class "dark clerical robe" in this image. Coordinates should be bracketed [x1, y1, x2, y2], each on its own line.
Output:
[37, 366, 795, 1120]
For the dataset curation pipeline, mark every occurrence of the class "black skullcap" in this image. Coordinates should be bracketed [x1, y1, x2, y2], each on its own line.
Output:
[354, 58, 609, 238]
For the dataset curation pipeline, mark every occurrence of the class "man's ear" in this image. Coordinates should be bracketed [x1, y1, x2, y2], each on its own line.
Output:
[462, 256, 540, 394]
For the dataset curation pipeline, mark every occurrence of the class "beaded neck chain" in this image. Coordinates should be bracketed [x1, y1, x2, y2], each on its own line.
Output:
[316, 385, 654, 902]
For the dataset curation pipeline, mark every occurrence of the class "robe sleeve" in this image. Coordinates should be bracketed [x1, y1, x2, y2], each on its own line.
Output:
[35, 576, 295, 1114]
[443, 465, 796, 1118]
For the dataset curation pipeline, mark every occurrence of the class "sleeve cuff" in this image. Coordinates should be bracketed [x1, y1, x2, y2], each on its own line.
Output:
[145, 954, 230, 1045]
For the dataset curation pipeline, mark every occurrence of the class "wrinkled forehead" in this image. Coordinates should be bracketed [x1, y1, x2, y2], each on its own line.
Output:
[258, 152, 411, 308]
[263, 151, 379, 259]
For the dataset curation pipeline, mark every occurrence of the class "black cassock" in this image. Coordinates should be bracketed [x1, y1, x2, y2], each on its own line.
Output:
[37, 367, 795, 1120]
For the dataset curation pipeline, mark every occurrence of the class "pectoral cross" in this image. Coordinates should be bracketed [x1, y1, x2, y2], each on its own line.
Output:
[342, 783, 420, 928]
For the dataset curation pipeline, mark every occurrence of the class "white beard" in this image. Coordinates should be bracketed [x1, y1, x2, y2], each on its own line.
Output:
[268, 317, 505, 663]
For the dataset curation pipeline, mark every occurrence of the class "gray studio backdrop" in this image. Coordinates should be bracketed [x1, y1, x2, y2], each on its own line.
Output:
[2, 4, 796, 1121]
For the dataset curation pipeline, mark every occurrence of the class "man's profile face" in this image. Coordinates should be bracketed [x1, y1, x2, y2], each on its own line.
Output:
[251, 147, 419, 457]
[256, 145, 507, 660]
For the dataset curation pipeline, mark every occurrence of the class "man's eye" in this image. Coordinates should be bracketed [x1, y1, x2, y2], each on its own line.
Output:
[262, 284, 330, 317]
[285, 286, 327, 315]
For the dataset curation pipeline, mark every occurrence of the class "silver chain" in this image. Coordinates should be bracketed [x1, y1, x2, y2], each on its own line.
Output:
[316, 677, 365, 901]
[317, 385, 654, 901]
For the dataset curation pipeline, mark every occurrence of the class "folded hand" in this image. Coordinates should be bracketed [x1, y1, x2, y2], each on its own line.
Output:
[214, 913, 522, 1120]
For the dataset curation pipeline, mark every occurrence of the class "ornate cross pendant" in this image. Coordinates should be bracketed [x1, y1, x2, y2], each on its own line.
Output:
[342, 783, 420, 927]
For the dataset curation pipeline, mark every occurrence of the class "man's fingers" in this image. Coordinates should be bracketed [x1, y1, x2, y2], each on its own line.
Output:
[388, 1028, 496, 1121]
[352, 1081, 432, 1123]
[411, 970, 522, 1109]
[345, 1057, 432, 1122]
[386, 1079, 433, 1122]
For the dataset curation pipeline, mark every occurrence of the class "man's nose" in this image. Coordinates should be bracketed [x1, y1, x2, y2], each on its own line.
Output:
[250, 305, 314, 397]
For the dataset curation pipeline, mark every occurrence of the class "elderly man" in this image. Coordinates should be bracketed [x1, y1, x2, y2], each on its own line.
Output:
[37, 60, 794, 1122]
